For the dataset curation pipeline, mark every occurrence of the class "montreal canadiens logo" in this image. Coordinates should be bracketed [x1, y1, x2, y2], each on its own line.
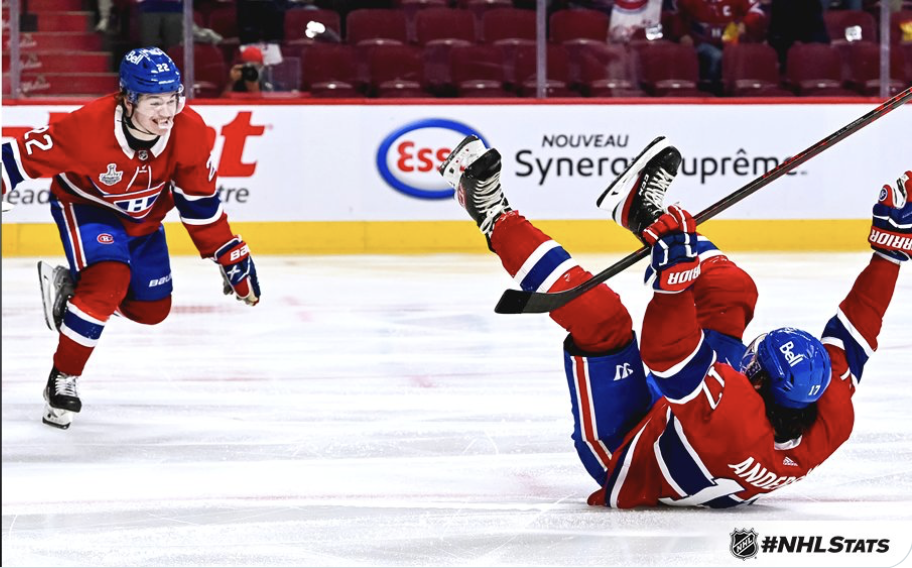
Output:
[97, 233, 114, 244]
[377, 119, 488, 199]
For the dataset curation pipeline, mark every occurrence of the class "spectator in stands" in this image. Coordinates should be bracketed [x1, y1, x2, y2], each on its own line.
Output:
[223, 46, 274, 96]
[608, 0, 663, 43]
[767, 0, 830, 70]
[96, 0, 113, 32]
[667, 0, 767, 88]
[138, 0, 183, 51]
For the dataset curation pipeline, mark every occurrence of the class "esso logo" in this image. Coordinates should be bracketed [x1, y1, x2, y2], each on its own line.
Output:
[97, 233, 114, 244]
[377, 119, 488, 199]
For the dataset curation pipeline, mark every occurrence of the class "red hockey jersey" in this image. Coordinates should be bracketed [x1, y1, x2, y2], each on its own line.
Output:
[669, 0, 766, 46]
[589, 256, 899, 508]
[1, 94, 232, 256]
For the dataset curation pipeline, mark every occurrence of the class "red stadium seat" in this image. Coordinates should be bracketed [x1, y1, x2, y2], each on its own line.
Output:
[449, 44, 513, 97]
[785, 43, 860, 96]
[395, 0, 449, 42]
[634, 41, 703, 97]
[367, 44, 427, 97]
[167, 44, 226, 98]
[346, 9, 409, 46]
[415, 8, 475, 44]
[395, 0, 447, 7]
[482, 8, 536, 43]
[284, 8, 341, 45]
[577, 43, 644, 97]
[301, 43, 363, 97]
[844, 42, 908, 95]
[207, 5, 239, 40]
[722, 43, 791, 97]
[549, 9, 609, 43]
[509, 43, 577, 97]
[417, 8, 476, 94]
[902, 44, 912, 83]
[823, 10, 877, 43]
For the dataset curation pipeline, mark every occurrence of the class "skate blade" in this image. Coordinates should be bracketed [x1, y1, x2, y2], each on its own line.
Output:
[596, 136, 670, 213]
[37, 261, 58, 331]
[42, 405, 74, 430]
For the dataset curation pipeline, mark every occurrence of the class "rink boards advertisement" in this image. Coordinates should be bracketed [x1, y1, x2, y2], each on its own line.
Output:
[2, 101, 910, 255]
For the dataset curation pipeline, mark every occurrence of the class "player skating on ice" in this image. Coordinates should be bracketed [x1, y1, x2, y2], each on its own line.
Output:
[1, 47, 261, 429]
[440, 134, 908, 508]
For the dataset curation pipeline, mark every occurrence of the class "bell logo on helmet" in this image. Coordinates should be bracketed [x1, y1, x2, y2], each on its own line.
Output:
[779, 341, 807, 367]
[125, 51, 144, 65]
[120, 47, 183, 102]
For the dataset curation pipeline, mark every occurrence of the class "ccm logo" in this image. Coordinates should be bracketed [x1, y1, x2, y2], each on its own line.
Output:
[97, 233, 114, 244]
[376, 119, 488, 200]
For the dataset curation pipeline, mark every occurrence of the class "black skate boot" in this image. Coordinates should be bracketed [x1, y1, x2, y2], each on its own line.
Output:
[38, 261, 74, 331]
[596, 136, 682, 243]
[43, 367, 81, 430]
[439, 135, 512, 243]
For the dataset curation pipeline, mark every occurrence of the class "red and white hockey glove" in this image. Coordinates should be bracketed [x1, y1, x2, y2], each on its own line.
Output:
[870, 171, 912, 263]
[642, 205, 700, 293]
[214, 236, 261, 306]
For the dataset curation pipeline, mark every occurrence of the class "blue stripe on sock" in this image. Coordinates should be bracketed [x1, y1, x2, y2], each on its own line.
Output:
[520, 246, 571, 292]
[63, 310, 105, 341]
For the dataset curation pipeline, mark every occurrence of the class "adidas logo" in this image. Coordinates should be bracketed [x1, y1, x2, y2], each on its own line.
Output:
[782, 456, 798, 467]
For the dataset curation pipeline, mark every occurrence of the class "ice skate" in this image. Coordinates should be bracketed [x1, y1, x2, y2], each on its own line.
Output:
[42, 367, 81, 430]
[596, 136, 682, 241]
[38, 261, 74, 331]
[439, 135, 511, 238]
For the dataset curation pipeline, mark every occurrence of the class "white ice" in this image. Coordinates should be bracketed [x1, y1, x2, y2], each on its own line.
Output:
[3, 253, 911, 567]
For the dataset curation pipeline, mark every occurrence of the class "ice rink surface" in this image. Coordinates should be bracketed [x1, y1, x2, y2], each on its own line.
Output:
[2, 252, 911, 567]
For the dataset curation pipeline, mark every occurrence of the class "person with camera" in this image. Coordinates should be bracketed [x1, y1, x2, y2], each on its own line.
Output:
[224, 46, 273, 96]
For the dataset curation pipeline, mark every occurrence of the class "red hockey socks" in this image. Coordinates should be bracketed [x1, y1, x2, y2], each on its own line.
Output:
[53, 262, 130, 376]
[490, 211, 634, 352]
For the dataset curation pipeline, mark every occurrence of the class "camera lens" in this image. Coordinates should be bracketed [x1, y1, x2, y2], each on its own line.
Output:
[241, 64, 259, 82]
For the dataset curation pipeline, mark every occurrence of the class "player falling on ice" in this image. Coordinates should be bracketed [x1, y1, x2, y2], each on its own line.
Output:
[0, 47, 261, 430]
[439, 134, 909, 507]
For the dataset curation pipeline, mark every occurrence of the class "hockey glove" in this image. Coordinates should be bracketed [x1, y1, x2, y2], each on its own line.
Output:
[870, 171, 912, 263]
[642, 205, 700, 293]
[214, 236, 261, 306]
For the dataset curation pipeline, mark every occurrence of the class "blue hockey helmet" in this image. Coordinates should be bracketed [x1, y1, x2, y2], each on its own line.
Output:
[739, 327, 832, 409]
[119, 47, 183, 103]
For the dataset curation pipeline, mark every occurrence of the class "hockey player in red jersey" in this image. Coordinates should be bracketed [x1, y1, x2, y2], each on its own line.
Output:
[0, 47, 261, 430]
[439, 134, 908, 508]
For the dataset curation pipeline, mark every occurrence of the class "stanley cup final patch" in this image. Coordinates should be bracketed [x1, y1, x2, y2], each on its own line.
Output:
[98, 163, 123, 186]
[731, 528, 759, 560]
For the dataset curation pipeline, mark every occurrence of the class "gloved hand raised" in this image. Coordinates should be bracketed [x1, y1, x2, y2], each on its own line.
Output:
[641, 205, 700, 293]
[870, 171, 912, 263]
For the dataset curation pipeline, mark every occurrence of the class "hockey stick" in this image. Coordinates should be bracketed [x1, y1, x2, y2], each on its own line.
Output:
[495, 86, 912, 315]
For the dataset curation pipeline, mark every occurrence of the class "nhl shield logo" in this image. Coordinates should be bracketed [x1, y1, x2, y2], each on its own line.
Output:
[138, 150, 149, 161]
[98, 163, 123, 186]
[730, 528, 759, 560]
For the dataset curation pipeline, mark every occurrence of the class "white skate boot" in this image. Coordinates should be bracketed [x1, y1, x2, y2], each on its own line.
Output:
[43, 367, 81, 429]
[596, 136, 682, 242]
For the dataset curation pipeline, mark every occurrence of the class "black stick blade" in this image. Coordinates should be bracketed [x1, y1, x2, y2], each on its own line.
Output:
[494, 289, 533, 314]
[495, 287, 581, 314]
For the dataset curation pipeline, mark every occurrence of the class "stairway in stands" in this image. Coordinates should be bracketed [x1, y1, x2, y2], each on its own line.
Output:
[2, 0, 118, 97]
